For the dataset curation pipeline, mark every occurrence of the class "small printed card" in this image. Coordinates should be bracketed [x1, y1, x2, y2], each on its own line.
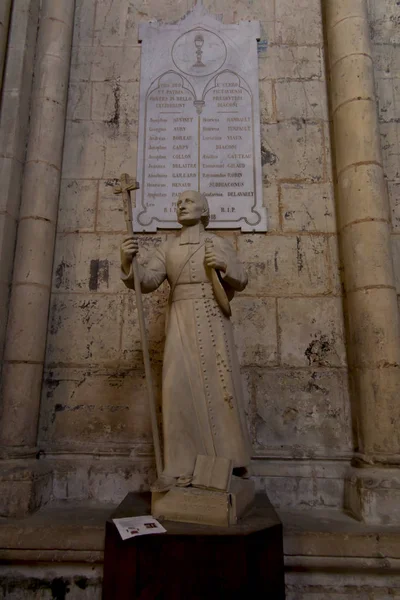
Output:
[113, 516, 167, 541]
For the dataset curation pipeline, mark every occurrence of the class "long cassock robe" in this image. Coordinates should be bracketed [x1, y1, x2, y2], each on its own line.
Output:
[122, 223, 252, 478]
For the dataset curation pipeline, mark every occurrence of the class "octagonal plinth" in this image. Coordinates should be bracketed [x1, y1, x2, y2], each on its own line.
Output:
[103, 492, 285, 599]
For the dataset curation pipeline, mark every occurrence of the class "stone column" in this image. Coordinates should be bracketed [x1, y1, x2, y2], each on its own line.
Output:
[0, 1, 75, 453]
[0, 0, 12, 95]
[324, 0, 400, 523]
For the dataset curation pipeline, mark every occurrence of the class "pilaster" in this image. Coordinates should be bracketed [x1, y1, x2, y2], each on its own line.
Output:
[0, 0, 12, 96]
[323, 0, 400, 523]
[0, 0, 75, 515]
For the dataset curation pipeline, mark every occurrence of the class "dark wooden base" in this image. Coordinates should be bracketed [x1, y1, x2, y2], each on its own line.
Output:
[103, 492, 285, 599]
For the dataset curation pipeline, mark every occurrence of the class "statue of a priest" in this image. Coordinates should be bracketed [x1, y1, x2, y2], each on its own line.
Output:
[120, 190, 252, 492]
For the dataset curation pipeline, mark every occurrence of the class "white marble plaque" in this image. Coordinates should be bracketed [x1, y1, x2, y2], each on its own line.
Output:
[134, 1, 267, 232]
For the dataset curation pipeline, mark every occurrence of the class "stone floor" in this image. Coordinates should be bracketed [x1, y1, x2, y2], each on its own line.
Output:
[0, 501, 400, 598]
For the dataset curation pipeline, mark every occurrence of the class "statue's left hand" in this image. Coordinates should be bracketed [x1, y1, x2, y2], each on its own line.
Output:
[121, 236, 139, 275]
[205, 246, 227, 272]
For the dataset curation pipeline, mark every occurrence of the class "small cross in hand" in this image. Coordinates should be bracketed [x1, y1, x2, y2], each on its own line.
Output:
[113, 173, 140, 232]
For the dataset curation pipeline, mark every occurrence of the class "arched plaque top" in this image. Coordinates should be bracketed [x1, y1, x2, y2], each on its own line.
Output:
[172, 27, 227, 77]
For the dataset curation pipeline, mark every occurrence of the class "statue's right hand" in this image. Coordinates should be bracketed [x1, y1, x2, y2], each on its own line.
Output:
[121, 236, 139, 275]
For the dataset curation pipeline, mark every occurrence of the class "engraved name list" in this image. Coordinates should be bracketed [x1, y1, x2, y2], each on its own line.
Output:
[134, 3, 266, 232]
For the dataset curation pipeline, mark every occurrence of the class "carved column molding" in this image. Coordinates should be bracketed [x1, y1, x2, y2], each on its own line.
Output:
[0, 0, 12, 97]
[0, 1, 75, 452]
[324, 0, 400, 522]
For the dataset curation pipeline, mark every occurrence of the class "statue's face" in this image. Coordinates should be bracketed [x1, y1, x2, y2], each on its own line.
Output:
[176, 191, 204, 226]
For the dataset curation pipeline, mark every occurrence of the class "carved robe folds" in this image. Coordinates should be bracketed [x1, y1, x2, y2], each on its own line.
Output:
[121, 224, 252, 478]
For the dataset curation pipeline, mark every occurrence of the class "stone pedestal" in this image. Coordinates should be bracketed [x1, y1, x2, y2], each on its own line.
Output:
[0, 460, 52, 518]
[345, 467, 400, 525]
[103, 492, 285, 599]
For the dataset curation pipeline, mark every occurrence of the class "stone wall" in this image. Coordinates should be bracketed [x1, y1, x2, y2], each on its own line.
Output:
[36, 0, 353, 508]
[1, 1, 400, 598]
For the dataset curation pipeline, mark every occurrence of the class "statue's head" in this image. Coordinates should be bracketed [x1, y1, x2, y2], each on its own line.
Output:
[176, 190, 210, 227]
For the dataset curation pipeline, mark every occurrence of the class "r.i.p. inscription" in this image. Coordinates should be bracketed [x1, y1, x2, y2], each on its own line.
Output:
[134, 1, 267, 232]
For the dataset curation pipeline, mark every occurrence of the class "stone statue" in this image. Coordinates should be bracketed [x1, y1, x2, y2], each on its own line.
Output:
[120, 190, 252, 495]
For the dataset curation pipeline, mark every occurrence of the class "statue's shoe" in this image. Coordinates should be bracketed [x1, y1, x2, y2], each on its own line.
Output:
[232, 466, 251, 479]
[150, 475, 176, 493]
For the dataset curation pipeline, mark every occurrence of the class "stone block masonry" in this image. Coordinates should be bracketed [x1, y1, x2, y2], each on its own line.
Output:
[0, 0, 398, 529]
[1, 0, 400, 597]
[31, 0, 351, 512]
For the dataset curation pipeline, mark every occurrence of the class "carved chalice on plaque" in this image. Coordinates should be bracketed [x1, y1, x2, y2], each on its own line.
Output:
[193, 33, 206, 68]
